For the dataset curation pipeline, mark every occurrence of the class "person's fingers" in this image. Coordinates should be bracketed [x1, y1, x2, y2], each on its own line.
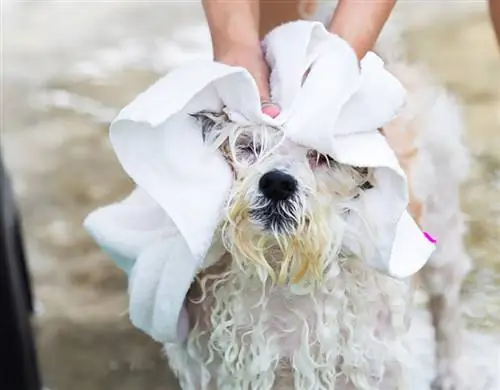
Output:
[261, 101, 280, 118]
[215, 46, 280, 118]
[251, 64, 280, 118]
[248, 58, 272, 101]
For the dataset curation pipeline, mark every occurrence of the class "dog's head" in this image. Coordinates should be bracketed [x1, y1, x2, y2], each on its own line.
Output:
[192, 111, 376, 285]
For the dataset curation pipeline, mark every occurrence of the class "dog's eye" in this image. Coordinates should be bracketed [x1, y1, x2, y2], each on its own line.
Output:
[239, 144, 261, 156]
[353, 167, 374, 191]
[307, 150, 334, 167]
[360, 181, 374, 190]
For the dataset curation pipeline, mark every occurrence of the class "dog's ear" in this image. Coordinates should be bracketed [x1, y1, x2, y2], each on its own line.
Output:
[190, 111, 226, 141]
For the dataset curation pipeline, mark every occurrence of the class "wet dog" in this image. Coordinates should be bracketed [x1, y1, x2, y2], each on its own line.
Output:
[164, 63, 471, 390]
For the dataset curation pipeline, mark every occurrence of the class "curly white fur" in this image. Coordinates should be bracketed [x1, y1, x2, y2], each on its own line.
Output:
[168, 257, 411, 390]
[164, 15, 471, 390]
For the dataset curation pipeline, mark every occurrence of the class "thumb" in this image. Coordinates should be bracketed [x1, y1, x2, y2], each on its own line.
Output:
[249, 59, 280, 119]
[261, 100, 280, 118]
[256, 77, 280, 118]
[253, 75, 280, 118]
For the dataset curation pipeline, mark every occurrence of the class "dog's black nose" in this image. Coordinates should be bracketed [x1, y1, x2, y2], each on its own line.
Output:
[259, 170, 297, 201]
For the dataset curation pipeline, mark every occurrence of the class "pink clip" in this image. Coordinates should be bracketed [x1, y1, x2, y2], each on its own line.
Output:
[423, 231, 437, 244]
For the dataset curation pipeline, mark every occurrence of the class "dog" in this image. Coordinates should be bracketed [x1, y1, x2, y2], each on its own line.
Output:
[163, 56, 471, 390]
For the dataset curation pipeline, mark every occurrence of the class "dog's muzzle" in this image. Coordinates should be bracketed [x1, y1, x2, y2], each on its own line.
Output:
[249, 170, 300, 234]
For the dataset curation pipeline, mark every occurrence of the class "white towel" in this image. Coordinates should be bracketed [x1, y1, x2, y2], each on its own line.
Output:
[84, 21, 435, 344]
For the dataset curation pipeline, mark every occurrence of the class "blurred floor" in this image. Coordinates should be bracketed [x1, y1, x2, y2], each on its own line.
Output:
[2, 1, 499, 389]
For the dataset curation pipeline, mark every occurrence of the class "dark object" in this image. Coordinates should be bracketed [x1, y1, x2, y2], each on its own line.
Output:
[0, 154, 42, 390]
[259, 170, 298, 202]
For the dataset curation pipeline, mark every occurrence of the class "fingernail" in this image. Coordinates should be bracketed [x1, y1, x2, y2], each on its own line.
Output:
[423, 231, 437, 244]
[261, 104, 280, 118]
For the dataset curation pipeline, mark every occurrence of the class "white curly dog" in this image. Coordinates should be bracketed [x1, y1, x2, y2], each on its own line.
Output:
[164, 20, 471, 390]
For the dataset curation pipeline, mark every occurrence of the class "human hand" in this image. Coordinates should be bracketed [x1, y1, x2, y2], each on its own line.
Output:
[215, 44, 280, 118]
[202, 0, 280, 118]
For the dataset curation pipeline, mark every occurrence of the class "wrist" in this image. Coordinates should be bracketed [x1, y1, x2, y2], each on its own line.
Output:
[328, 21, 371, 62]
[202, 0, 261, 59]
[213, 38, 263, 62]
[210, 22, 261, 56]
[327, 0, 396, 61]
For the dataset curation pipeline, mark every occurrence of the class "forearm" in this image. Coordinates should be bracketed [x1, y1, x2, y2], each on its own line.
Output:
[202, 0, 261, 57]
[328, 0, 397, 60]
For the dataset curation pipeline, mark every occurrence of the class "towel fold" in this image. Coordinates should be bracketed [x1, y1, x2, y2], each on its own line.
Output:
[84, 21, 435, 344]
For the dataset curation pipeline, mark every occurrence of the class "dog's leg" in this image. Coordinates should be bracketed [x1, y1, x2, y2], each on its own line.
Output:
[420, 213, 472, 390]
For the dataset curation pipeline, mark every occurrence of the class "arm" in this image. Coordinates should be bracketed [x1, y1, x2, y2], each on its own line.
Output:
[202, 0, 261, 58]
[328, 0, 397, 61]
[201, 0, 280, 116]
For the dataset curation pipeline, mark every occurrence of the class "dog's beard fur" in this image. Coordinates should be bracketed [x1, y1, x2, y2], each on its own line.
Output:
[223, 174, 343, 286]
[172, 113, 412, 389]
